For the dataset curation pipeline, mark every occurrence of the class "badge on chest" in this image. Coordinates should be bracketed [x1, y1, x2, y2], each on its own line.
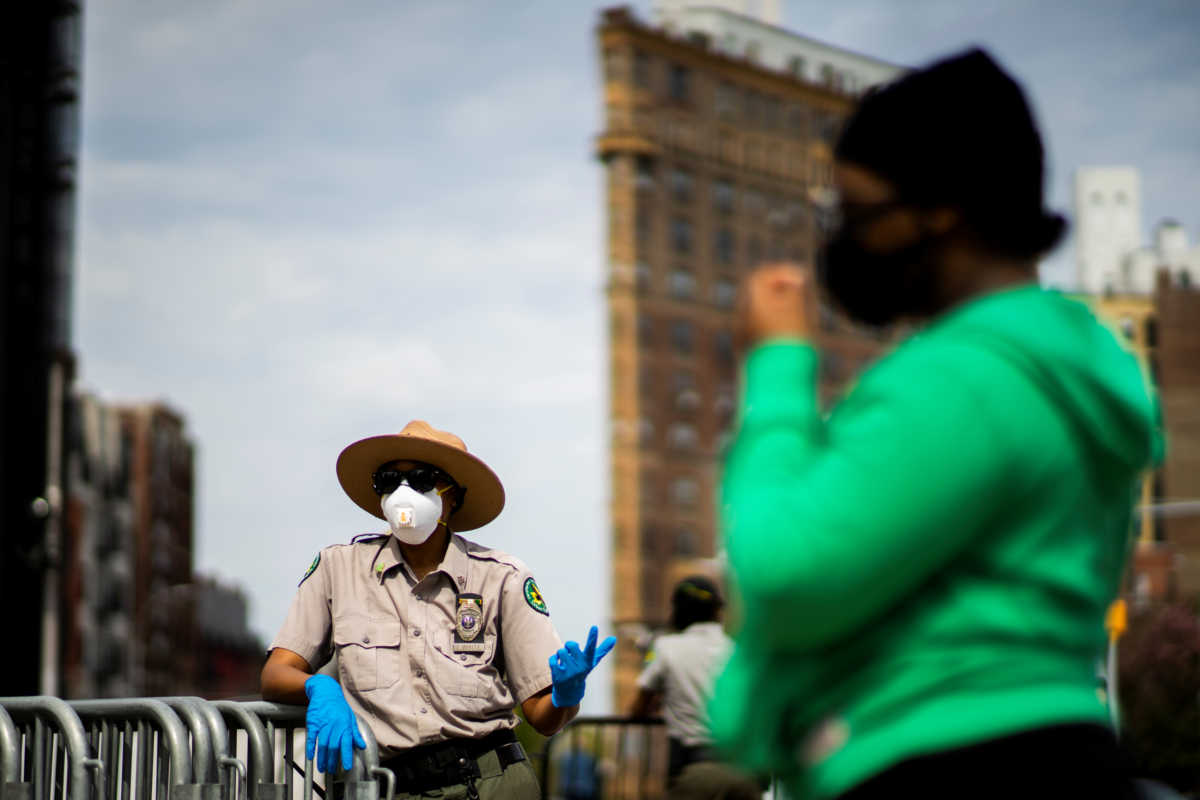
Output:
[454, 593, 486, 654]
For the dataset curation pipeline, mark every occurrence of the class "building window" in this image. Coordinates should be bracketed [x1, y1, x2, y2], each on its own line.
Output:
[669, 268, 696, 300]
[715, 330, 734, 364]
[671, 320, 695, 355]
[673, 370, 700, 411]
[668, 422, 699, 451]
[668, 64, 690, 101]
[763, 97, 780, 130]
[639, 418, 655, 447]
[675, 529, 698, 557]
[713, 179, 734, 213]
[714, 228, 735, 265]
[635, 155, 656, 188]
[788, 55, 806, 79]
[671, 217, 693, 255]
[638, 314, 654, 347]
[744, 90, 761, 125]
[669, 168, 693, 203]
[744, 41, 761, 63]
[747, 236, 763, 267]
[670, 477, 699, 507]
[788, 105, 808, 137]
[714, 278, 737, 309]
[1145, 317, 1158, 347]
[635, 261, 651, 293]
[744, 188, 766, 215]
[715, 82, 738, 118]
[634, 50, 652, 89]
[636, 206, 653, 245]
[820, 63, 836, 87]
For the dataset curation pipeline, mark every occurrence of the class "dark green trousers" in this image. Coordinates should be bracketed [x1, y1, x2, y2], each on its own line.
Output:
[391, 748, 540, 799]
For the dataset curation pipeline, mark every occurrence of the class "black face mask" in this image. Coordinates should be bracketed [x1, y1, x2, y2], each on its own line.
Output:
[816, 225, 944, 328]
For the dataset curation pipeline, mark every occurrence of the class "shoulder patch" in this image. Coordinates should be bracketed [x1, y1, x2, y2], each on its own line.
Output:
[299, 553, 320, 586]
[523, 577, 549, 615]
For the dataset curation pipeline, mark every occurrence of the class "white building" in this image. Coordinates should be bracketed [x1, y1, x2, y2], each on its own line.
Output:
[652, 0, 904, 96]
[1126, 220, 1200, 290]
[1074, 167, 1144, 293]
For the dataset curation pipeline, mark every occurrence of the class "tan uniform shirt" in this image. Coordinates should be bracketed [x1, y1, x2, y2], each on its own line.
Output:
[270, 533, 563, 755]
[637, 621, 731, 747]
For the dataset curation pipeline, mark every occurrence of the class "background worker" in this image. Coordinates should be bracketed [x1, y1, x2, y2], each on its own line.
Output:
[631, 576, 761, 799]
[261, 420, 615, 799]
[711, 48, 1162, 799]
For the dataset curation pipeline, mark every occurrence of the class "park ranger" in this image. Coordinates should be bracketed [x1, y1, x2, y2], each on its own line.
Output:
[261, 420, 615, 799]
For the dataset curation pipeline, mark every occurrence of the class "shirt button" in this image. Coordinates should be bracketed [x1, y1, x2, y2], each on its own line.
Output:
[419, 707, 427, 714]
[413, 629, 421, 637]
[460, 655, 467, 662]
[363, 635, 370, 644]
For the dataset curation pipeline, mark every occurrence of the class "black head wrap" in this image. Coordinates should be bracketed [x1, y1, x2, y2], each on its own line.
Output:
[835, 47, 1066, 259]
[670, 575, 723, 631]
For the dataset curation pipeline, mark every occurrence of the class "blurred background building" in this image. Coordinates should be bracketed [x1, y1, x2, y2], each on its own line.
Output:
[596, 2, 902, 707]
[1076, 166, 1200, 612]
[60, 396, 265, 698]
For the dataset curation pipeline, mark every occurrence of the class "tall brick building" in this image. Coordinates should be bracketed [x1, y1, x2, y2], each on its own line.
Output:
[595, 4, 901, 707]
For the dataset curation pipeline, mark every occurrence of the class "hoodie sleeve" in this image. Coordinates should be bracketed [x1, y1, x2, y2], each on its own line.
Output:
[722, 339, 1020, 651]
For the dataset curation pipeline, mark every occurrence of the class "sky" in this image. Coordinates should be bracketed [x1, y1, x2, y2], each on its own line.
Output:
[75, 0, 1199, 713]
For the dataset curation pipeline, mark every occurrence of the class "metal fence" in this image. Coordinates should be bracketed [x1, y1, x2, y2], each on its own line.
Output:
[0, 699, 388, 800]
[0, 700, 715, 800]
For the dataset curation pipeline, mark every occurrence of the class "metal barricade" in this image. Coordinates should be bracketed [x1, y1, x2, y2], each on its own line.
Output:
[540, 716, 668, 800]
[1, 703, 23, 799]
[229, 704, 391, 800]
[69, 699, 193, 800]
[0, 697, 104, 800]
[152, 700, 244, 800]
[210, 704, 279, 800]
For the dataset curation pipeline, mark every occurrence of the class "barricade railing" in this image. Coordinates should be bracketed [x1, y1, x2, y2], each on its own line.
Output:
[229, 704, 392, 800]
[152, 699, 245, 800]
[0, 697, 104, 800]
[540, 716, 669, 800]
[0, 697, 386, 800]
[69, 699, 195, 800]
[1, 703, 21, 798]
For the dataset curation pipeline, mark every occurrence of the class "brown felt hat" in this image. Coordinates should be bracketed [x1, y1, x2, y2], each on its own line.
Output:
[336, 420, 505, 531]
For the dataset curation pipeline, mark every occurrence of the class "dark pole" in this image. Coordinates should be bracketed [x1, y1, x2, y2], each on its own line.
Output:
[0, 1, 83, 696]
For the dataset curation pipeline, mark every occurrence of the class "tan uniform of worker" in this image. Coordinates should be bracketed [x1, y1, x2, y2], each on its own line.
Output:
[273, 533, 561, 750]
[267, 421, 566, 799]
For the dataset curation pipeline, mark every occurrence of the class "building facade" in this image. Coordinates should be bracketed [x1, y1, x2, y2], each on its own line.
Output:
[1075, 167, 1144, 294]
[596, 5, 901, 708]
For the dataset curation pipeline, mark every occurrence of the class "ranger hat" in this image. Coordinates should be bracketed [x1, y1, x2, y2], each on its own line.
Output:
[336, 420, 505, 531]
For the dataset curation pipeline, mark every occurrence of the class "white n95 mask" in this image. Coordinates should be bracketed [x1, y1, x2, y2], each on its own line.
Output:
[381, 484, 449, 545]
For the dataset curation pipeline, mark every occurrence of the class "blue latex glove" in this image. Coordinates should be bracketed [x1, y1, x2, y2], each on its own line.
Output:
[304, 674, 366, 774]
[549, 626, 617, 708]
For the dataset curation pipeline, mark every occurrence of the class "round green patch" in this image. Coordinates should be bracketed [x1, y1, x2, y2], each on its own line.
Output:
[299, 553, 320, 586]
[523, 577, 548, 616]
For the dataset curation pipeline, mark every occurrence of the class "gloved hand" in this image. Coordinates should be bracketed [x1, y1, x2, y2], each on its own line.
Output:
[549, 625, 617, 708]
[304, 674, 366, 774]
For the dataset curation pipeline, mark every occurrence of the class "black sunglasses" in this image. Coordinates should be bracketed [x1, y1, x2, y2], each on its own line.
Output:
[371, 463, 456, 496]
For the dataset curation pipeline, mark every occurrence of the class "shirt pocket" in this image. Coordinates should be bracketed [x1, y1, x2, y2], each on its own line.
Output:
[432, 629, 498, 698]
[332, 613, 404, 692]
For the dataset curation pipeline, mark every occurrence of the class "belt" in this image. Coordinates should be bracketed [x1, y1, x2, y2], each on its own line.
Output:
[379, 730, 526, 795]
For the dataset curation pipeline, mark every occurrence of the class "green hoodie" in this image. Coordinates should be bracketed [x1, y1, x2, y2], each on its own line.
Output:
[711, 284, 1161, 798]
